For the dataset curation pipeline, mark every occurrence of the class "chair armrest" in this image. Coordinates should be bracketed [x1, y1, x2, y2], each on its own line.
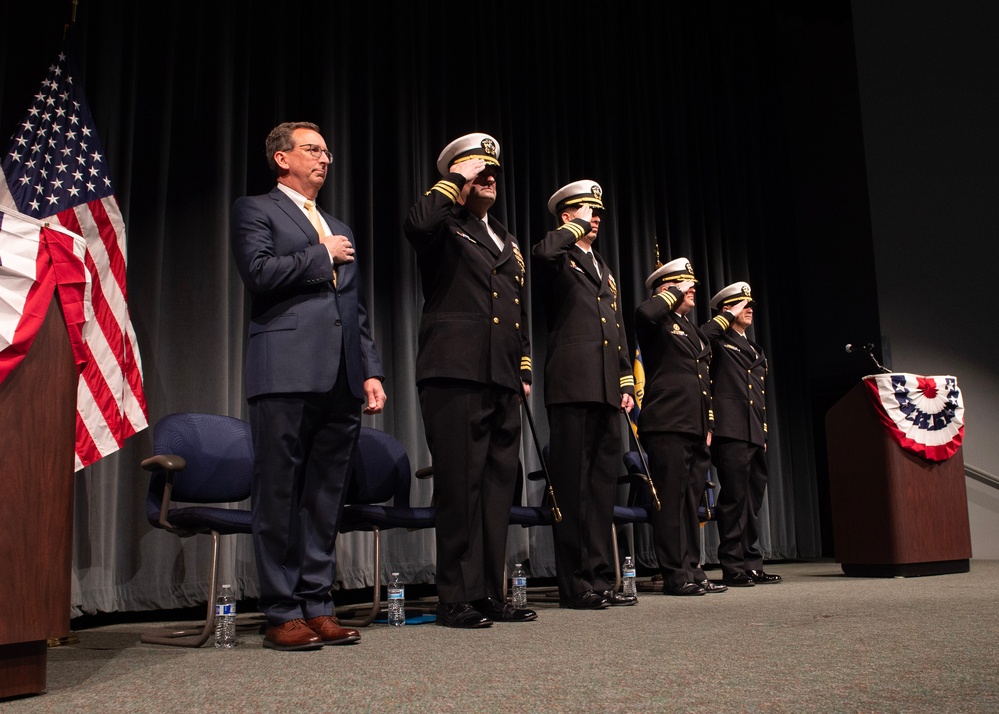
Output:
[140, 454, 187, 532]
[141, 454, 187, 472]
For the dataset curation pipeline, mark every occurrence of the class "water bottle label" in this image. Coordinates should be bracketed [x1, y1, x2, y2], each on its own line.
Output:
[624, 568, 635, 578]
[389, 589, 404, 600]
[215, 603, 233, 616]
[513, 577, 527, 587]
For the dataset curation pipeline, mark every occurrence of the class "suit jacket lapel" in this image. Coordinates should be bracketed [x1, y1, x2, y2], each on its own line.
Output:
[270, 187, 319, 245]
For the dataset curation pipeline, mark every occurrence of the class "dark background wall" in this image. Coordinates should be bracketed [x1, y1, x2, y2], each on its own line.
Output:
[851, 0, 999, 556]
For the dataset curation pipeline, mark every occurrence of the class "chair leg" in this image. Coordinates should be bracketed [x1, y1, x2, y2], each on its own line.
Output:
[141, 531, 220, 647]
[338, 527, 383, 627]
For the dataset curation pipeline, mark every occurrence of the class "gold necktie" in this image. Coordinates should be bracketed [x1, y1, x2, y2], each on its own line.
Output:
[304, 200, 336, 287]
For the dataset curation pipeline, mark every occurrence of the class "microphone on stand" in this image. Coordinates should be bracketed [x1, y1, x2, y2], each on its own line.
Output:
[844, 342, 890, 373]
[844, 343, 874, 354]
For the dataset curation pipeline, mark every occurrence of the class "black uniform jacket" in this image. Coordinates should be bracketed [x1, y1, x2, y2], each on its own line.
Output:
[404, 173, 531, 392]
[701, 312, 768, 446]
[532, 217, 634, 408]
[634, 286, 713, 438]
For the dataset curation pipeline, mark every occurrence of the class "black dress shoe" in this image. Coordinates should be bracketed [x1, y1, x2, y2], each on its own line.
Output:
[471, 597, 538, 622]
[748, 569, 783, 584]
[698, 579, 728, 593]
[435, 602, 493, 628]
[559, 590, 610, 609]
[722, 572, 755, 587]
[664, 582, 706, 596]
[601, 590, 638, 606]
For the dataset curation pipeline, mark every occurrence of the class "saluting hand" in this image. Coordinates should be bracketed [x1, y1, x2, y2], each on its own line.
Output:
[451, 157, 485, 182]
[726, 299, 749, 318]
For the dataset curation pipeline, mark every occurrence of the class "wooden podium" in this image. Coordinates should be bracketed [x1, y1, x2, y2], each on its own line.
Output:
[0, 299, 77, 699]
[825, 379, 971, 577]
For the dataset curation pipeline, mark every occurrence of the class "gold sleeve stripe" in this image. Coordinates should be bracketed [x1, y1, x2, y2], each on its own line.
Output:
[620, 376, 635, 387]
[430, 180, 461, 203]
[708, 409, 715, 420]
[521, 357, 533, 369]
[655, 291, 677, 308]
[764, 423, 769, 432]
[562, 221, 586, 239]
[712, 314, 731, 329]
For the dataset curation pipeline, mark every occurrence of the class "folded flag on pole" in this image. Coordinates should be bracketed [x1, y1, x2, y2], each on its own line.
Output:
[631, 347, 645, 437]
[0, 47, 148, 470]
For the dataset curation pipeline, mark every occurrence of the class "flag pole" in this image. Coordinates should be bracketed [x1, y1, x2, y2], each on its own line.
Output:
[64, 0, 78, 38]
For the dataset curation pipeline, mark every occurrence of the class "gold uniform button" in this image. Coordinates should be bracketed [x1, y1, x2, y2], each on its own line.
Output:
[750, 400, 754, 405]
[515, 322, 520, 329]
[493, 292, 498, 299]
[748, 385, 753, 389]
[702, 391, 708, 396]
[601, 317, 607, 323]
[603, 340, 609, 346]
[492, 269, 498, 275]
[493, 317, 499, 324]
[597, 296, 601, 302]
[514, 298, 520, 305]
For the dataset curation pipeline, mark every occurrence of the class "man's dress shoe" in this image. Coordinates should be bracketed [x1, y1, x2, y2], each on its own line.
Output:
[722, 572, 755, 587]
[698, 579, 728, 593]
[559, 590, 610, 609]
[601, 590, 638, 606]
[664, 582, 707, 596]
[263, 618, 323, 651]
[305, 615, 361, 645]
[471, 597, 538, 622]
[749, 569, 783, 584]
[436, 602, 494, 628]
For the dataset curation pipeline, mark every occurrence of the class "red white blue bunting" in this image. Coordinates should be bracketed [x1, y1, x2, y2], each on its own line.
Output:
[863, 373, 964, 462]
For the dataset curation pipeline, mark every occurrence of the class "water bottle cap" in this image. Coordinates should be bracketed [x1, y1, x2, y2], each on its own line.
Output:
[515, 563, 522, 567]
[222, 583, 231, 588]
[391, 572, 399, 576]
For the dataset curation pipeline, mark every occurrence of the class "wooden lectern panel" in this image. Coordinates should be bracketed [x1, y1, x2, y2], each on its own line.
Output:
[825, 380, 971, 577]
[0, 299, 76, 699]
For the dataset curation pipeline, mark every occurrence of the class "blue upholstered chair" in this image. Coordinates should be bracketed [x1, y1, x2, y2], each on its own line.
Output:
[139, 412, 254, 647]
[337, 427, 436, 626]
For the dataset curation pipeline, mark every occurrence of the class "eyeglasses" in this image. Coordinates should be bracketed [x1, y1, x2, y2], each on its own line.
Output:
[297, 144, 333, 162]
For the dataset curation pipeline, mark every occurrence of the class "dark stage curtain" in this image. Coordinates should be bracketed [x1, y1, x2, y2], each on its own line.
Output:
[1, 1, 876, 615]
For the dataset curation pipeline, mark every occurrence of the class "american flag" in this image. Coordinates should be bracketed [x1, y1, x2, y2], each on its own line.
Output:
[0, 49, 148, 470]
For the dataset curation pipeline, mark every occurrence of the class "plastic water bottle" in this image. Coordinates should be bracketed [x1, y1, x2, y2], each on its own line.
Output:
[387, 572, 406, 626]
[214, 583, 236, 648]
[511, 563, 528, 609]
[622, 556, 637, 598]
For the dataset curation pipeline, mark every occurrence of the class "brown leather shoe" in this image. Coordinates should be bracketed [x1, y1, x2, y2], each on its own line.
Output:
[305, 615, 361, 645]
[263, 618, 323, 651]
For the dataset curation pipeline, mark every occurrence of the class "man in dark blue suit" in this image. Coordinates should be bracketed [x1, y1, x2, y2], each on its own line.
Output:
[231, 121, 386, 651]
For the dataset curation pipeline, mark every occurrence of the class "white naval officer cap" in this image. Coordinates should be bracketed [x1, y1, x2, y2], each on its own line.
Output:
[644, 257, 698, 290]
[436, 133, 502, 177]
[547, 180, 605, 216]
[710, 281, 754, 311]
